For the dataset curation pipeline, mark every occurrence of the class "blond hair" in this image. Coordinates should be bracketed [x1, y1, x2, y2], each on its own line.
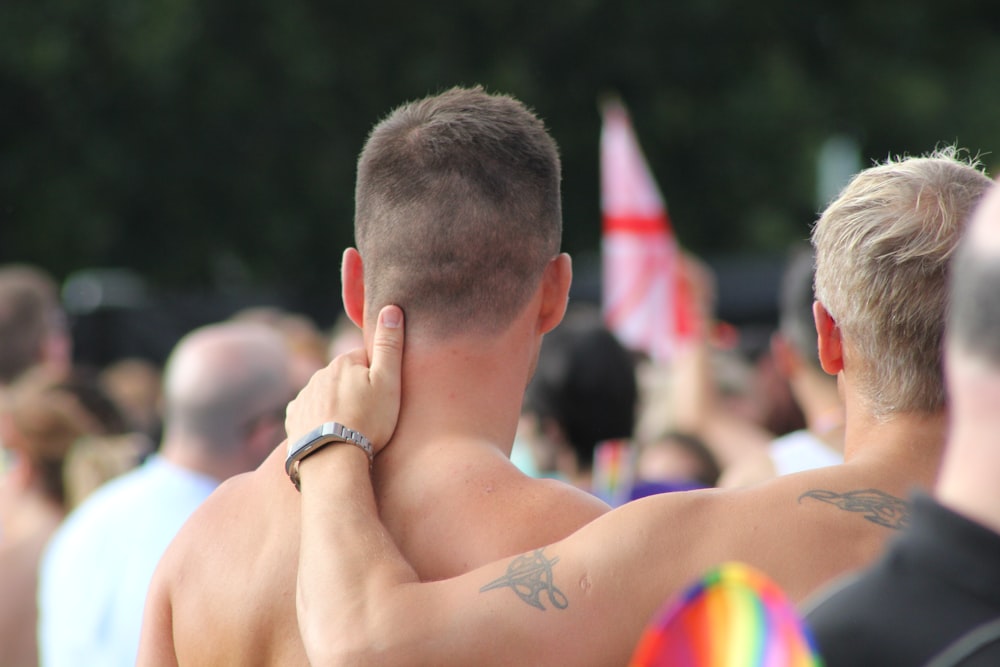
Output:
[812, 147, 991, 415]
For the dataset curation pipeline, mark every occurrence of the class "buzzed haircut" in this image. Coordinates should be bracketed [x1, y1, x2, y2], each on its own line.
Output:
[812, 147, 991, 416]
[0, 265, 60, 384]
[355, 86, 563, 338]
[949, 227, 1000, 367]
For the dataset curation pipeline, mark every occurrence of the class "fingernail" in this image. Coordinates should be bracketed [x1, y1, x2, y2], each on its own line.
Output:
[382, 307, 401, 329]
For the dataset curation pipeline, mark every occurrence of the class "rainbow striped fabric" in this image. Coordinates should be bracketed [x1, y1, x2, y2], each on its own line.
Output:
[629, 562, 824, 667]
[591, 438, 635, 507]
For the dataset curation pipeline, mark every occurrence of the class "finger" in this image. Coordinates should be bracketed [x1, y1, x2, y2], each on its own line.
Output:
[369, 305, 404, 393]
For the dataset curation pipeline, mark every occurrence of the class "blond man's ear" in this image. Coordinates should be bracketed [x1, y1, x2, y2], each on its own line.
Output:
[813, 301, 843, 376]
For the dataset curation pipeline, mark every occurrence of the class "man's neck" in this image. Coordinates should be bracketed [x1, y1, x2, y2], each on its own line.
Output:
[935, 398, 1000, 535]
[840, 389, 947, 477]
[376, 332, 536, 471]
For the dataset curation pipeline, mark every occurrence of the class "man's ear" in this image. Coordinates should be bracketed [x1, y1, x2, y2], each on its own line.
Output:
[538, 253, 573, 335]
[341, 248, 365, 329]
[813, 301, 843, 375]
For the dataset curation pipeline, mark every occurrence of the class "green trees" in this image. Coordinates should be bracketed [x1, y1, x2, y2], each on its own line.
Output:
[2, 0, 998, 301]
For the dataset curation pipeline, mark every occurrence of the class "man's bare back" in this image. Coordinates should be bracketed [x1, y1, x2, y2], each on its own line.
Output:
[139, 431, 607, 666]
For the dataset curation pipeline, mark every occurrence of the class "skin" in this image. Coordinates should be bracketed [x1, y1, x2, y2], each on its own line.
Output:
[292, 303, 947, 667]
[936, 180, 1000, 535]
[0, 447, 64, 667]
[136, 254, 609, 666]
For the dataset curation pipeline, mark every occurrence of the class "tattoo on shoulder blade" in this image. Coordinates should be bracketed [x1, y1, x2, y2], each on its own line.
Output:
[479, 548, 569, 611]
[798, 488, 910, 529]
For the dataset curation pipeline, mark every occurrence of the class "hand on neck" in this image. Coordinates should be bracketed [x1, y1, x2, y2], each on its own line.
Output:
[389, 329, 537, 458]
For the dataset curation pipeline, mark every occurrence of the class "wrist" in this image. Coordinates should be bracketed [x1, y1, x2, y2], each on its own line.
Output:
[285, 421, 373, 490]
[297, 442, 371, 489]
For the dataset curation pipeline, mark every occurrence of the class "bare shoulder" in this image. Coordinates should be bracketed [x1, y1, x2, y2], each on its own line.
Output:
[550, 465, 911, 604]
[476, 463, 611, 539]
[164, 461, 295, 588]
[143, 453, 305, 666]
[160, 469, 259, 563]
[750, 464, 914, 532]
[708, 466, 914, 598]
[513, 472, 611, 520]
[142, 468, 263, 623]
[385, 453, 610, 581]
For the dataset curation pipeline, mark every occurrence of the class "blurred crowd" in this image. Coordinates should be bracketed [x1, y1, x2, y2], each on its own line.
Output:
[0, 263, 360, 666]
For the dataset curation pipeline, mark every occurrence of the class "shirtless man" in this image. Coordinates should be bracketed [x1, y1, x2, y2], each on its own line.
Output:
[290, 149, 992, 666]
[137, 87, 608, 666]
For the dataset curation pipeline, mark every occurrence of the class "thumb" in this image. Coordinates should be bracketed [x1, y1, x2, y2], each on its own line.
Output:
[369, 305, 404, 394]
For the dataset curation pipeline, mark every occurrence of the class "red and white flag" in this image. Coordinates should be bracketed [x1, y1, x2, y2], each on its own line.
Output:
[600, 98, 695, 363]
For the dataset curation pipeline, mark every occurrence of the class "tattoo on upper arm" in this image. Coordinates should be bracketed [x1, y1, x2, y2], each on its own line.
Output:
[798, 488, 910, 529]
[479, 548, 569, 611]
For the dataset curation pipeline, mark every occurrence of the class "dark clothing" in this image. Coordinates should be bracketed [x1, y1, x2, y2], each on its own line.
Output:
[805, 493, 1000, 666]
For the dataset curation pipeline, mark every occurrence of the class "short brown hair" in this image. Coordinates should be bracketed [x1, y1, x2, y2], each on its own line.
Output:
[0, 265, 61, 385]
[812, 147, 991, 416]
[355, 86, 563, 338]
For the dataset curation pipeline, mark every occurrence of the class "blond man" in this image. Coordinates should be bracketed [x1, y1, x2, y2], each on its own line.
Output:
[290, 149, 991, 667]
[805, 176, 1000, 665]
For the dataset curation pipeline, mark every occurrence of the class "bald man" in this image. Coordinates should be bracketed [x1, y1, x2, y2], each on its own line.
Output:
[805, 178, 1000, 665]
[289, 149, 992, 667]
[38, 322, 292, 667]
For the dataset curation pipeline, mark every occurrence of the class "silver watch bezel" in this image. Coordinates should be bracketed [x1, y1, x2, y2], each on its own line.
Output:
[285, 422, 373, 490]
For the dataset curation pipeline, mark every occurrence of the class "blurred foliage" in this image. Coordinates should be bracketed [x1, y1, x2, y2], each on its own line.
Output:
[2, 0, 1000, 312]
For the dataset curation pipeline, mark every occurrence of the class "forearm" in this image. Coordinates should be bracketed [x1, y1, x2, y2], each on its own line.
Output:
[296, 442, 669, 667]
[296, 445, 420, 666]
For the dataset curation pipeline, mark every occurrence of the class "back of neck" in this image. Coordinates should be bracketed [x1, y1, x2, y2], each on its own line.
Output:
[379, 337, 533, 468]
[841, 396, 947, 483]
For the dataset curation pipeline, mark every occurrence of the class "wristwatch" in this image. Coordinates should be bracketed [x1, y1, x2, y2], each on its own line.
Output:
[285, 421, 373, 490]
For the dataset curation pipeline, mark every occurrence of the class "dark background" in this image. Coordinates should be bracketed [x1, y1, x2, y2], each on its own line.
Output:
[3, 0, 999, 365]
